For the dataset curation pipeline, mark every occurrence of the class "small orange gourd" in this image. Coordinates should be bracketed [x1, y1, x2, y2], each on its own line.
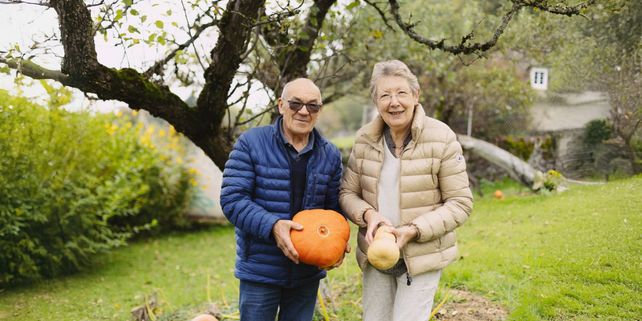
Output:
[290, 209, 350, 268]
[367, 226, 400, 270]
[190, 314, 218, 321]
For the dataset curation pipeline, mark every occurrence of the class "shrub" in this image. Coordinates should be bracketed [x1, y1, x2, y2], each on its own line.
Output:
[0, 90, 194, 285]
[584, 119, 612, 146]
[498, 136, 535, 161]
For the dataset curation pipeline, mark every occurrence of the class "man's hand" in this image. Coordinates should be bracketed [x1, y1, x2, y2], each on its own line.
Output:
[364, 209, 392, 245]
[393, 224, 419, 249]
[272, 219, 303, 264]
[324, 243, 351, 270]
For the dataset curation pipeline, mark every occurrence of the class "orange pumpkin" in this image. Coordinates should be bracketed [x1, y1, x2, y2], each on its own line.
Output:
[190, 314, 218, 321]
[290, 209, 350, 268]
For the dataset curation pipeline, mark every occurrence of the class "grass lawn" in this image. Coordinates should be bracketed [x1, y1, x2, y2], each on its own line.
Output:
[1, 176, 640, 320]
[330, 136, 355, 150]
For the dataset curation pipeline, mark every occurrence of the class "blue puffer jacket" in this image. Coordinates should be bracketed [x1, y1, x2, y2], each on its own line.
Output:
[220, 118, 343, 288]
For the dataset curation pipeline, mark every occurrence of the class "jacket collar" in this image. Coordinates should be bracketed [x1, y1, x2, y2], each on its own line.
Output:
[360, 104, 426, 149]
[271, 115, 328, 148]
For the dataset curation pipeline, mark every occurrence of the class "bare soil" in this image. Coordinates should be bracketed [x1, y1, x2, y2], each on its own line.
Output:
[433, 289, 508, 321]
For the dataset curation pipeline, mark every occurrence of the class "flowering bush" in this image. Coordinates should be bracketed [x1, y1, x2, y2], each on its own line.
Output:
[0, 90, 194, 285]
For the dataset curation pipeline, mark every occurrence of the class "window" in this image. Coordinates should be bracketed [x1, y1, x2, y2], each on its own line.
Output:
[530, 67, 548, 90]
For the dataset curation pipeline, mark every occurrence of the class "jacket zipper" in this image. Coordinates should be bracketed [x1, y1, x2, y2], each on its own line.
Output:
[399, 140, 416, 285]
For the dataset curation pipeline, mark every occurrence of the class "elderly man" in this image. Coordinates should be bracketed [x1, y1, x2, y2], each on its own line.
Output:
[220, 78, 345, 321]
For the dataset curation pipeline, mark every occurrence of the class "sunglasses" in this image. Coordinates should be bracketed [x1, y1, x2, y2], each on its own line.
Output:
[287, 100, 322, 113]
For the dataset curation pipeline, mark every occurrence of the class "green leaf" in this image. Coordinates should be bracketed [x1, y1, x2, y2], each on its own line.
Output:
[130, 9, 139, 16]
[127, 25, 139, 34]
[157, 35, 166, 45]
[346, 0, 360, 10]
[140, 15, 147, 23]
[155, 20, 164, 29]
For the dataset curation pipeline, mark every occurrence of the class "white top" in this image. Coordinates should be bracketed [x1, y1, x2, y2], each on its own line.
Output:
[377, 140, 401, 226]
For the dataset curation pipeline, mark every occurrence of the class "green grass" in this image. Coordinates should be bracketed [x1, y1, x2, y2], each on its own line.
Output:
[1, 176, 641, 320]
[446, 175, 642, 320]
[330, 136, 355, 149]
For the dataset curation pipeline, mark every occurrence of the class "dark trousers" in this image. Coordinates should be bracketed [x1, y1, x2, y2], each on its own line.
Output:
[239, 279, 319, 321]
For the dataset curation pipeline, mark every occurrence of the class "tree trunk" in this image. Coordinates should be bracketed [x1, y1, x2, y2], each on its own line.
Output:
[458, 134, 543, 190]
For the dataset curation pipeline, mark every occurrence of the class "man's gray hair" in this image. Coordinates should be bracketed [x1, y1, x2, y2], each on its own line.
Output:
[369, 60, 420, 102]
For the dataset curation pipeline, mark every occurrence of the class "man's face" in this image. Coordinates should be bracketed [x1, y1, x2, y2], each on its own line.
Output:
[278, 79, 323, 138]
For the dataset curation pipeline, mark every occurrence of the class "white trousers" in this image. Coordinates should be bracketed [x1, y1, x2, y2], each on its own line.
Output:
[362, 264, 442, 321]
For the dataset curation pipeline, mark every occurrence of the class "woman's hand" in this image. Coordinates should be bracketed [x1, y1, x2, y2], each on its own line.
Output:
[364, 209, 392, 245]
[392, 224, 419, 249]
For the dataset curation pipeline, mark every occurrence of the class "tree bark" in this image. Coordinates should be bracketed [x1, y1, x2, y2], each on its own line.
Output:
[458, 134, 542, 189]
[19, 0, 268, 170]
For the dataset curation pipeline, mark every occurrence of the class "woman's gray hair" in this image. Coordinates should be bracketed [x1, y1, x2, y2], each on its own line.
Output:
[369, 60, 420, 102]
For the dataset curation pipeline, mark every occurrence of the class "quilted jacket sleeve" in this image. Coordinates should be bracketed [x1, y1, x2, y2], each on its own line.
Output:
[412, 130, 473, 242]
[220, 134, 280, 242]
[339, 144, 374, 228]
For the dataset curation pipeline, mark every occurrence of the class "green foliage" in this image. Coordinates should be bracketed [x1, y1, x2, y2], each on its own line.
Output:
[542, 169, 566, 192]
[321, 0, 535, 141]
[3, 177, 641, 320]
[584, 119, 613, 145]
[316, 96, 368, 138]
[0, 91, 194, 286]
[498, 136, 535, 161]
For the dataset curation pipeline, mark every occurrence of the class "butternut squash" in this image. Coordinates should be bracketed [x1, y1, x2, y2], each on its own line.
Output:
[367, 226, 400, 270]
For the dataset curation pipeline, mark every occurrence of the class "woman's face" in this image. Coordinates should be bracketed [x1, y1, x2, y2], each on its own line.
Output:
[374, 75, 419, 131]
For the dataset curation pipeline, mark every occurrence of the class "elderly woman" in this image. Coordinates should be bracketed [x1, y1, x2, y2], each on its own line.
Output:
[339, 60, 473, 321]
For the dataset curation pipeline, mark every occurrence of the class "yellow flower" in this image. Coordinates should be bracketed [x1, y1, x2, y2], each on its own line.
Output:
[106, 123, 118, 136]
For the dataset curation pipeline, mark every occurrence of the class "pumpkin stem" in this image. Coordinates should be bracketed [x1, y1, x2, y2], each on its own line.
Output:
[317, 225, 329, 237]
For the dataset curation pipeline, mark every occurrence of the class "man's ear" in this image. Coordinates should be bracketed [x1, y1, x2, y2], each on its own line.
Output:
[277, 98, 285, 115]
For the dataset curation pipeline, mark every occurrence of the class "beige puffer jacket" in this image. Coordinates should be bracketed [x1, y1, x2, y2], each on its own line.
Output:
[339, 105, 473, 276]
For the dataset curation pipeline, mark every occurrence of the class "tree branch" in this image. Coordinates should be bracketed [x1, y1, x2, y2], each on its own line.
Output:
[193, 0, 267, 167]
[388, 0, 523, 55]
[278, 0, 336, 83]
[144, 18, 219, 77]
[50, 0, 100, 76]
[518, 0, 595, 17]
[389, 0, 595, 55]
[363, 0, 394, 31]
[0, 0, 49, 7]
[94, 0, 129, 35]
[0, 57, 69, 82]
